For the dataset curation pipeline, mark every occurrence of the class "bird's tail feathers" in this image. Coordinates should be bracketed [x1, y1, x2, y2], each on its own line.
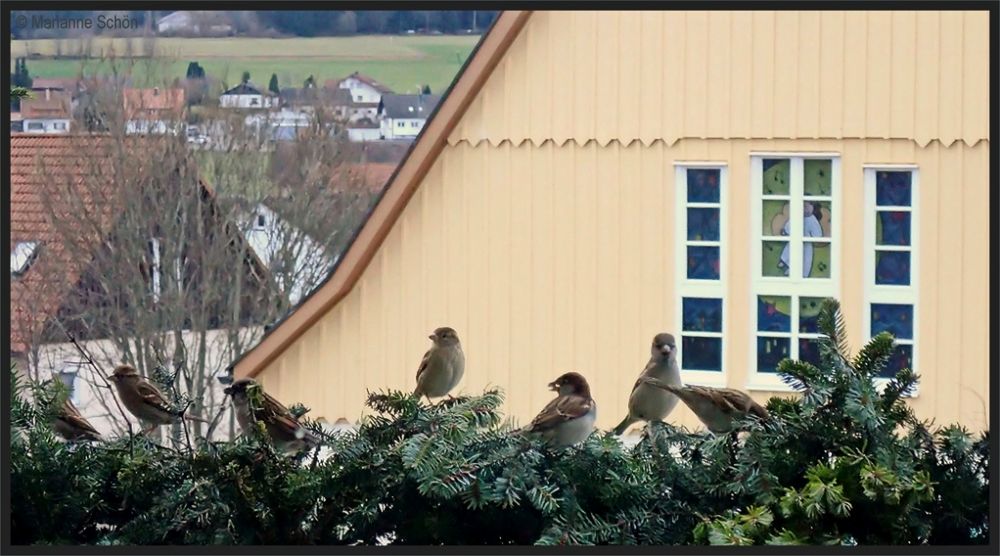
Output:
[612, 415, 637, 436]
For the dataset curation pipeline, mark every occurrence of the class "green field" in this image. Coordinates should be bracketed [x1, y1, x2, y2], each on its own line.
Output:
[11, 35, 480, 94]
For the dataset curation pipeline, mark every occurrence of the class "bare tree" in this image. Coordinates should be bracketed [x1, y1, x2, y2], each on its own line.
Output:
[19, 63, 380, 448]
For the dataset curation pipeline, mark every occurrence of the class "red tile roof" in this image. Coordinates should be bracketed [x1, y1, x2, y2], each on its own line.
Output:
[330, 163, 397, 192]
[123, 87, 185, 119]
[10, 134, 120, 353]
[20, 92, 72, 119]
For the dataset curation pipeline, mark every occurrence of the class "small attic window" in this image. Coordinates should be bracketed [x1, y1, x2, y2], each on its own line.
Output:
[255, 213, 267, 229]
[11, 241, 40, 277]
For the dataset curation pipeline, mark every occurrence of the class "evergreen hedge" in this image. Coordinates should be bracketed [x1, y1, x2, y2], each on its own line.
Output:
[10, 300, 990, 545]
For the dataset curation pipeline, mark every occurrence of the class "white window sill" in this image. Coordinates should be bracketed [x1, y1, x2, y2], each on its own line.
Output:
[681, 370, 727, 388]
[746, 376, 919, 398]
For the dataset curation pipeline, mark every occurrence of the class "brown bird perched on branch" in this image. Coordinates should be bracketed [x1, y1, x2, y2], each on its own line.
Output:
[523, 372, 597, 447]
[52, 397, 103, 442]
[612, 333, 683, 435]
[639, 378, 770, 434]
[224, 378, 320, 452]
[413, 326, 465, 400]
[107, 364, 208, 434]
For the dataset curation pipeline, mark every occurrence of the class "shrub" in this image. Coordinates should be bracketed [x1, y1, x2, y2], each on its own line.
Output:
[9, 300, 990, 545]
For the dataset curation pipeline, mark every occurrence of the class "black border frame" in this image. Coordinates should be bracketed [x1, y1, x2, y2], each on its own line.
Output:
[3, 1, 997, 554]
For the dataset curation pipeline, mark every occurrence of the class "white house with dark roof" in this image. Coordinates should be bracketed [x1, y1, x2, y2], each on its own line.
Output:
[377, 94, 442, 140]
[220, 82, 275, 109]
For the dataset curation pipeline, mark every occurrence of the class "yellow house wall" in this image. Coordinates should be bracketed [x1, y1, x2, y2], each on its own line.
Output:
[256, 10, 990, 432]
[258, 138, 989, 432]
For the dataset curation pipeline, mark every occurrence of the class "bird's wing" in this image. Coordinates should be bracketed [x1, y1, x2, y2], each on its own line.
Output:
[136, 381, 175, 413]
[60, 399, 101, 437]
[527, 395, 593, 432]
[415, 347, 434, 381]
[715, 388, 770, 420]
[260, 392, 309, 436]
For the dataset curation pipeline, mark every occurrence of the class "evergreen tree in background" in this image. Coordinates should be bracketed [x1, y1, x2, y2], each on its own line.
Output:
[303, 75, 316, 89]
[185, 61, 206, 80]
[269, 73, 280, 95]
[421, 84, 432, 95]
[241, 71, 251, 84]
[9, 299, 990, 545]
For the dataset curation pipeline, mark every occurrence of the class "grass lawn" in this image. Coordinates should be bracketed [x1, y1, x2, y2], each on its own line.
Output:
[11, 35, 480, 94]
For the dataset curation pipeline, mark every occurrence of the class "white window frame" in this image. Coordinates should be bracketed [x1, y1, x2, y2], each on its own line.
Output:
[58, 362, 82, 405]
[148, 238, 162, 302]
[674, 162, 728, 387]
[863, 165, 919, 396]
[748, 153, 841, 391]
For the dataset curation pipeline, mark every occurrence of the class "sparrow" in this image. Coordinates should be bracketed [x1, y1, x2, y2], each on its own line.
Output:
[224, 378, 320, 452]
[523, 372, 597, 448]
[52, 397, 103, 442]
[107, 364, 207, 433]
[612, 333, 682, 435]
[639, 378, 770, 434]
[413, 326, 465, 400]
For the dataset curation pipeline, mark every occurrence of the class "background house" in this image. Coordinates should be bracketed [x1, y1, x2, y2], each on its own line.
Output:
[231, 11, 990, 433]
[241, 201, 335, 306]
[378, 93, 441, 139]
[18, 90, 73, 133]
[10, 134, 277, 438]
[123, 87, 186, 135]
[326, 73, 389, 123]
[220, 82, 275, 109]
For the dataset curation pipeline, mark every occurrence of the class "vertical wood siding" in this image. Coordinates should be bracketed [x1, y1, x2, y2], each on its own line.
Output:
[258, 138, 990, 432]
[448, 11, 989, 148]
[255, 10, 990, 432]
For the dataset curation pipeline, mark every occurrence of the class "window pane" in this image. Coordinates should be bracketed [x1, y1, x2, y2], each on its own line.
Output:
[687, 169, 720, 203]
[799, 338, 823, 367]
[682, 297, 723, 332]
[804, 159, 832, 196]
[763, 240, 790, 277]
[687, 246, 720, 280]
[762, 159, 790, 195]
[762, 200, 789, 236]
[687, 208, 720, 241]
[682, 336, 722, 371]
[878, 344, 914, 379]
[803, 241, 831, 278]
[804, 200, 831, 238]
[876, 171, 912, 206]
[799, 297, 825, 333]
[871, 303, 914, 340]
[875, 250, 911, 285]
[876, 211, 911, 246]
[757, 295, 791, 332]
[757, 336, 790, 372]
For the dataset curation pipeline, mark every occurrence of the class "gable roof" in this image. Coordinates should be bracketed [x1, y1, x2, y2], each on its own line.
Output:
[20, 92, 72, 119]
[232, 11, 532, 379]
[222, 82, 265, 96]
[378, 94, 442, 120]
[123, 87, 186, 118]
[339, 72, 393, 94]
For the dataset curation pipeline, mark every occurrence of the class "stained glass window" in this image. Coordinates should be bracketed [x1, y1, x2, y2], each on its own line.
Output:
[677, 166, 726, 376]
[755, 294, 828, 374]
[684, 168, 722, 281]
[867, 168, 917, 386]
[759, 158, 834, 281]
[757, 337, 790, 372]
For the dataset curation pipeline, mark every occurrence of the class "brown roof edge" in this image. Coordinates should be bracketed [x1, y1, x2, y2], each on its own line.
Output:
[233, 11, 533, 380]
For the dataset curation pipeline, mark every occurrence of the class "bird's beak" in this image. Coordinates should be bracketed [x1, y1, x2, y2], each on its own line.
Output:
[428, 334, 437, 341]
[223, 386, 233, 396]
[106, 374, 115, 380]
[547, 381, 558, 391]
[660, 345, 673, 355]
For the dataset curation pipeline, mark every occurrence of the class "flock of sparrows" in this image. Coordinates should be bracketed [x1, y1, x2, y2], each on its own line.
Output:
[48, 326, 769, 449]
